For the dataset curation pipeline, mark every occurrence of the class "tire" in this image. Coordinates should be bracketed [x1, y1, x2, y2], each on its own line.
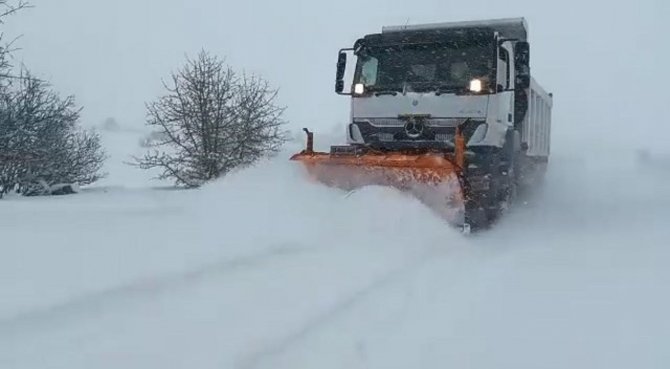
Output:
[478, 130, 520, 227]
[462, 129, 521, 231]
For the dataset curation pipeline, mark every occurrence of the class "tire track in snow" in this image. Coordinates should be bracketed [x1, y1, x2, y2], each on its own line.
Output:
[0, 244, 307, 338]
[237, 249, 442, 369]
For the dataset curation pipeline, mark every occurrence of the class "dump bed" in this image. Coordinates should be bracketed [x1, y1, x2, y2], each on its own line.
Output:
[524, 77, 553, 158]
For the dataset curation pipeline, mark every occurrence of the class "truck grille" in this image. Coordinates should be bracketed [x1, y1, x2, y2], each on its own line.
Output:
[350, 118, 484, 151]
[364, 118, 404, 127]
[434, 133, 454, 142]
[358, 118, 467, 128]
[374, 133, 395, 142]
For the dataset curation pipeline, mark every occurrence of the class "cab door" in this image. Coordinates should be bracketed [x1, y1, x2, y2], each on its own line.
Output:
[497, 42, 515, 127]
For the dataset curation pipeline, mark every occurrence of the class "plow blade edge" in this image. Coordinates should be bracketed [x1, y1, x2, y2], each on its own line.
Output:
[290, 150, 466, 226]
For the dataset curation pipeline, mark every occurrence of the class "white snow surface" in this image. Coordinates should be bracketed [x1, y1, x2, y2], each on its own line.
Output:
[1, 127, 669, 369]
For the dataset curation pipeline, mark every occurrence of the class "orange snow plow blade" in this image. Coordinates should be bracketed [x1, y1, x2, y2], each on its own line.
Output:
[290, 129, 467, 226]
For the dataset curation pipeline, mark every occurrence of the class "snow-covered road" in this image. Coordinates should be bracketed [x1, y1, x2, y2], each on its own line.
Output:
[1, 129, 669, 369]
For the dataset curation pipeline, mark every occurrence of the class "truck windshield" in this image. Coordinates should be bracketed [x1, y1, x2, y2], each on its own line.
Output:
[354, 42, 494, 93]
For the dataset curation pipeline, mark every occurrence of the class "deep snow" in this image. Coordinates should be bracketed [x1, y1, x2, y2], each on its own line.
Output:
[1, 125, 669, 369]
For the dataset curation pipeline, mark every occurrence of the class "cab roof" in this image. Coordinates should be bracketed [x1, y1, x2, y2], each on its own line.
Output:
[381, 17, 528, 41]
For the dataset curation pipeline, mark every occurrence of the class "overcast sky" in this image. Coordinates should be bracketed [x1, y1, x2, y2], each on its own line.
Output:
[4, 0, 668, 151]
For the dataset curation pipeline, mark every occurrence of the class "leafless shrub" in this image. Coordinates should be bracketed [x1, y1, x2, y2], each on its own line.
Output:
[0, 70, 106, 196]
[0, 1, 30, 81]
[101, 117, 120, 132]
[1, 3, 106, 197]
[133, 50, 288, 187]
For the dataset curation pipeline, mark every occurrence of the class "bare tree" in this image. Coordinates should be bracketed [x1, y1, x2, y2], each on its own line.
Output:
[0, 2, 106, 197]
[133, 50, 288, 187]
[0, 70, 106, 196]
[0, 1, 30, 80]
[0, 1, 28, 20]
[0, 1, 29, 196]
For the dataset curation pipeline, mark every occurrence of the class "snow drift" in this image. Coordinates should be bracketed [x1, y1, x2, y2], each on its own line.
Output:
[1, 125, 669, 368]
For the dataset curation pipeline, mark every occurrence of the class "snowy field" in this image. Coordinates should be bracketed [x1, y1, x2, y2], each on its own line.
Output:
[1, 125, 669, 369]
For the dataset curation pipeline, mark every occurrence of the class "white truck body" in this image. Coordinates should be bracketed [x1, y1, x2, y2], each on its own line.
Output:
[524, 77, 552, 158]
[293, 17, 554, 230]
[345, 17, 552, 163]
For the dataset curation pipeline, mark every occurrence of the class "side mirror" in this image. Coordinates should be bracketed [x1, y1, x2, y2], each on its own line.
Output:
[516, 75, 530, 89]
[515, 41, 529, 67]
[515, 41, 530, 89]
[335, 51, 347, 93]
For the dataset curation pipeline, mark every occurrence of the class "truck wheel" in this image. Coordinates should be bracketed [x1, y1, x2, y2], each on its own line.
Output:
[462, 131, 519, 231]
[485, 130, 520, 225]
[499, 163, 518, 212]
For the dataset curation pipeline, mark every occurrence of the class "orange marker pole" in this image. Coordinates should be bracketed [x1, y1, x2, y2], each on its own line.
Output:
[454, 126, 466, 169]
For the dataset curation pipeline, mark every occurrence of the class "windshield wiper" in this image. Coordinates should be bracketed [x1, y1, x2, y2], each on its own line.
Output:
[373, 90, 398, 96]
[435, 85, 461, 96]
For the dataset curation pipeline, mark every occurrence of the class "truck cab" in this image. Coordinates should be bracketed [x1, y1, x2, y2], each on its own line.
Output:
[336, 18, 534, 157]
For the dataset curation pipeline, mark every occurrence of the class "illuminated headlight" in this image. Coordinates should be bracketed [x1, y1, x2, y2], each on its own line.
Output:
[354, 83, 365, 95]
[469, 79, 483, 93]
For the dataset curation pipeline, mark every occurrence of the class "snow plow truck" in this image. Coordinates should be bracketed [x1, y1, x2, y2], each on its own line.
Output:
[291, 17, 553, 232]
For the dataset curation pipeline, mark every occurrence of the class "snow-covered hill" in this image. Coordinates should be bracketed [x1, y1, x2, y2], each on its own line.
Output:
[1, 126, 668, 369]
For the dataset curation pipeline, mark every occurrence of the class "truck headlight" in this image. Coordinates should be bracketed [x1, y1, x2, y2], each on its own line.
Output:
[354, 83, 365, 95]
[469, 79, 483, 93]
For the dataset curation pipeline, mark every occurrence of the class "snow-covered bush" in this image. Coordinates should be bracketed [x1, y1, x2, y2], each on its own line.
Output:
[101, 117, 120, 132]
[138, 130, 169, 148]
[0, 2, 106, 197]
[132, 50, 289, 188]
[0, 71, 106, 197]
